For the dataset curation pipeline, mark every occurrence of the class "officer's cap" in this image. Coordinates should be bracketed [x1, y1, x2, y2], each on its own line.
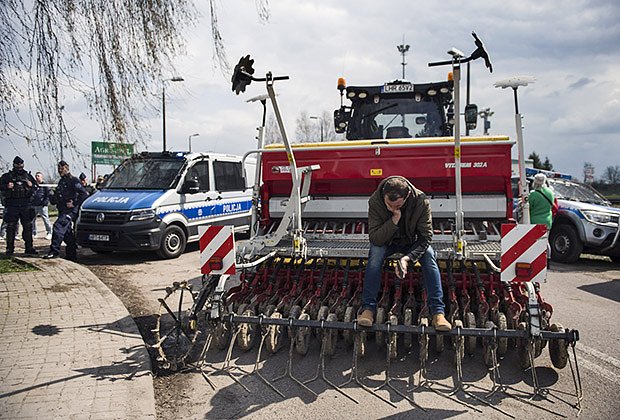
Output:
[79, 173, 87, 181]
[57, 160, 69, 168]
[13, 156, 24, 165]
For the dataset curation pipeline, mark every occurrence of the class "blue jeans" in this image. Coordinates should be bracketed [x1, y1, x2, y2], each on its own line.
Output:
[362, 243, 445, 316]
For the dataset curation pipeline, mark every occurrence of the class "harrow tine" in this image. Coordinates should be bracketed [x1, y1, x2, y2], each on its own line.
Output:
[410, 323, 482, 413]
[339, 326, 397, 408]
[242, 326, 286, 398]
[568, 342, 584, 414]
[375, 320, 425, 410]
[272, 322, 318, 396]
[303, 323, 359, 404]
[213, 324, 251, 392]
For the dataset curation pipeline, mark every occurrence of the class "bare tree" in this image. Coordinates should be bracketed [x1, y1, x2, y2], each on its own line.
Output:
[0, 0, 270, 159]
[264, 114, 283, 145]
[602, 165, 620, 184]
[295, 111, 314, 142]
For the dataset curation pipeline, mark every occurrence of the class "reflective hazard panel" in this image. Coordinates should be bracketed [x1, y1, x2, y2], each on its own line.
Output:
[370, 168, 383, 176]
[199, 225, 236, 275]
[501, 224, 547, 283]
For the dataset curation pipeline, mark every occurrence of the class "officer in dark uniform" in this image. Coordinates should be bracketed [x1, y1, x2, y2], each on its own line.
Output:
[0, 156, 38, 256]
[43, 161, 88, 261]
[79, 173, 96, 196]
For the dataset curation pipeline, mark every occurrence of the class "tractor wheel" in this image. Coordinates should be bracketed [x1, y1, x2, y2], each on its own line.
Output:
[452, 320, 465, 366]
[549, 323, 569, 369]
[355, 330, 367, 358]
[343, 306, 355, 345]
[212, 321, 231, 350]
[464, 312, 477, 355]
[483, 320, 496, 368]
[266, 310, 284, 354]
[315, 305, 329, 340]
[496, 312, 508, 356]
[154, 281, 200, 370]
[375, 307, 386, 348]
[418, 317, 429, 366]
[324, 313, 339, 357]
[295, 312, 312, 355]
[237, 308, 258, 351]
[403, 308, 414, 351]
[550, 224, 583, 263]
[288, 305, 302, 339]
[389, 314, 399, 360]
[517, 322, 532, 369]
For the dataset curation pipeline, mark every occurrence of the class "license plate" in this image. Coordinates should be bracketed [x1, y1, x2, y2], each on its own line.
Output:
[383, 83, 413, 93]
[88, 234, 110, 242]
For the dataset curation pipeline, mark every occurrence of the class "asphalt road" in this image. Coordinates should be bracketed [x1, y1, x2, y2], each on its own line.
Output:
[76, 243, 620, 420]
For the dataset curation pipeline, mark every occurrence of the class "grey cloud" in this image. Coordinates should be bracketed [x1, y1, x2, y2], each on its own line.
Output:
[569, 77, 594, 89]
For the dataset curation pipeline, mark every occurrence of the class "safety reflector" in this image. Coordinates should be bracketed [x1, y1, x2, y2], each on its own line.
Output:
[199, 225, 236, 275]
[501, 224, 547, 283]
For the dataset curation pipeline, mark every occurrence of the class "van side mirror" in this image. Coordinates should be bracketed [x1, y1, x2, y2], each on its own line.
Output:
[182, 178, 200, 194]
[465, 104, 478, 130]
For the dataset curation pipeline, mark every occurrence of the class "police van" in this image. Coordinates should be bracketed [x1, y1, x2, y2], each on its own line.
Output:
[76, 151, 255, 258]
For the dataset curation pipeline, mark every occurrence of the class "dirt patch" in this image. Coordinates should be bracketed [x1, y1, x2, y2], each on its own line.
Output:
[43, 282, 81, 292]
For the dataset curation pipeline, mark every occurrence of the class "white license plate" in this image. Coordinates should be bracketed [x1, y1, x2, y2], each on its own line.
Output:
[383, 83, 413, 93]
[88, 234, 110, 242]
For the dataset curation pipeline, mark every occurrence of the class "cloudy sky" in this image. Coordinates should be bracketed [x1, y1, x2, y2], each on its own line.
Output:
[2, 0, 619, 181]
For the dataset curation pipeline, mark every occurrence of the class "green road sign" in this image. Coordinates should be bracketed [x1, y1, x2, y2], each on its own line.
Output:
[91, 141, 134, 165]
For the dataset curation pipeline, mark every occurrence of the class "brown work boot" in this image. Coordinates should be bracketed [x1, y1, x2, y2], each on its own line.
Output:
[357, 309, 374, 327]
[432, 313, 452, 332]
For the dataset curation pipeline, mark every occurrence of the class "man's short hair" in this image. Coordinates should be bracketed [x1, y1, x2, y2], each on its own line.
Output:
[382, 177, 410, 201]
[35, 172, 43, 177]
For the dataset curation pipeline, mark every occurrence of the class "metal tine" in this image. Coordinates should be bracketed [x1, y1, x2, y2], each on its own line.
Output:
[212, 324, 251, 392]
[410, 324, 483, 413]
[186, 329, 217, 390]
[374, 319, 426, 410]
[241, 326, 286, 398]
[272, 322, 318, 396]
[302, 322, 359, 404]
[447, 327, 515, 418]
[339, 326, 397, 408]
[482, 336, 566, 418]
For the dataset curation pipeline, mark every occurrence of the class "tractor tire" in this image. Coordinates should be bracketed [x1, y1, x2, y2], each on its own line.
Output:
[343, 306, 355, 345]
[324, 313, 339, 357]
[550, 224, 583, 263]
[389, 314, 399, 360]
[266, 310, 284, 354]
[375, 307, 386, 347]
[403, 308, 414, 351]
[295, 312, 312, 355]
[549, 323, 569, 369]
[464, 312, 477, 355]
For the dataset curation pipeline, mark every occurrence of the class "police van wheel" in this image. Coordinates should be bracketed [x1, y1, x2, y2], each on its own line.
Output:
[157, 225, 187, 259]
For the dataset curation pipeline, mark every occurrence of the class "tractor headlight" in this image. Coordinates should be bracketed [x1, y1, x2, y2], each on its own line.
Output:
[581, 210, 619, 227]
[129, 209, 156, 221]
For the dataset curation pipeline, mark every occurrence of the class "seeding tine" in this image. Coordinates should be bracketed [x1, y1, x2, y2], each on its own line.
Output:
[243, 326, 286, 398]
[568, 342, 584, 414]
[272, 321, 318, 396]
[339, 326, 397, 408]
[375, 320, 425, 410]
[214, 324, 251, 392]
[411, 323, 482, 413]
[303, 323, 359, 404]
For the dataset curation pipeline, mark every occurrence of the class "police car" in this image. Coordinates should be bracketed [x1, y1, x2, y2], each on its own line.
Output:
[76, 151, 255, 258]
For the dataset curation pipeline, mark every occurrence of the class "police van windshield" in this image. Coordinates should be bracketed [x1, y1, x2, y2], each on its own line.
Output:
[549, 179, 610, 206]
[347, 98, 448, 140]
[104, 158, 185, 190]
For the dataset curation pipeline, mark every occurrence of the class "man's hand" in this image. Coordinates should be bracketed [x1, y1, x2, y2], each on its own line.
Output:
[7, 182, 14, 189]
[396, 255, 411, 279]
[66, 199, 74, 209]
[26, 180, 32, 188]
[384, 197, 402, 225]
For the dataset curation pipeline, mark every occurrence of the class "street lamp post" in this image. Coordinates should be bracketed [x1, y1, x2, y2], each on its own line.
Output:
[188, 133, 200, 152]
[162, 76, 184, 151]
[309, 116, 324, 142]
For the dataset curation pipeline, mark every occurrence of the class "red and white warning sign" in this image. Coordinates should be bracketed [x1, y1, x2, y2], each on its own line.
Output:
[500, 224, 548, 283]
[199, 225, 236, 275]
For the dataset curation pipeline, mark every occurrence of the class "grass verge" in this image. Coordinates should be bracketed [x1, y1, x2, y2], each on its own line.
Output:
[0, 257, 39, 274]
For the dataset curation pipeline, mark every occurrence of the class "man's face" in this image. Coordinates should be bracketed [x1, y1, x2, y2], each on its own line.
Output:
[57, 165, 69, 176]
[35, 173, 43, 183]
[80, 178, 87, 186]
[13, 163, 24, 172]
[384, 193, 409, 212]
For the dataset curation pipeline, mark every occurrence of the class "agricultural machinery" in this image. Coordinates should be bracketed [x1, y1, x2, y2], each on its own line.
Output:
[151, 33, 582, 415]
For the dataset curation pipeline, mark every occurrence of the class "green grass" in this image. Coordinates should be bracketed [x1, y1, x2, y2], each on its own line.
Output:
[0, 257, 39, 274]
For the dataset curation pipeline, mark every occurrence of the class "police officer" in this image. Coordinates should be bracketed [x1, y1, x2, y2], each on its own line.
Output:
[43, 161, 88, 261]
[0, 156, 38, 256]
[79, 173, 96, 196]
